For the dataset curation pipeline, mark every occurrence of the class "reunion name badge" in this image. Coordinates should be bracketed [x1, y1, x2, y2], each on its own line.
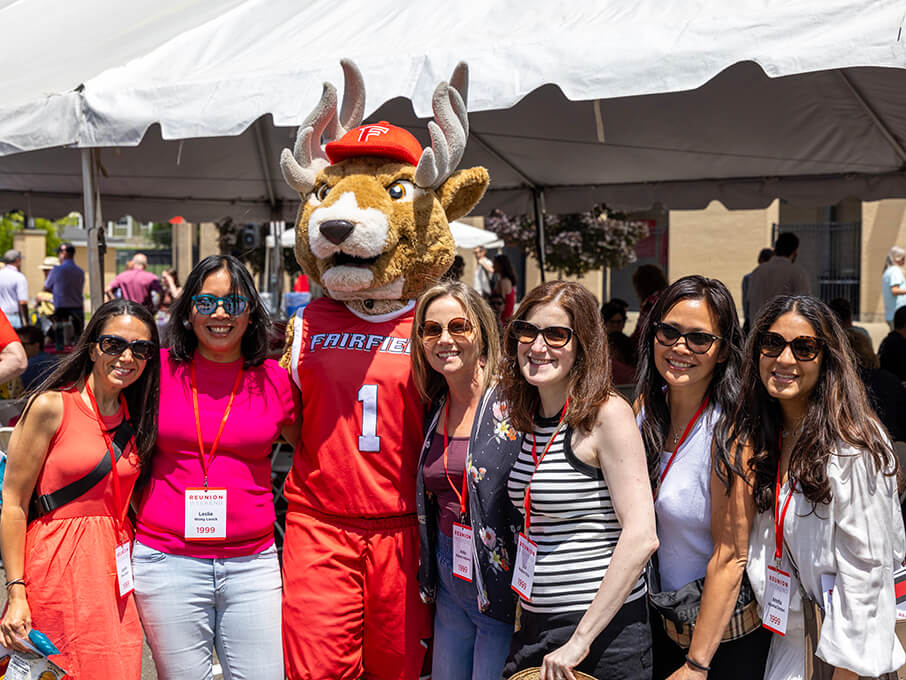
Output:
[511, 532, 537, 601]
[762, 564, 791, 636]
[452, 523, 474, 582]
[184, 488, 227, 541]
[115, 541, 134, 598]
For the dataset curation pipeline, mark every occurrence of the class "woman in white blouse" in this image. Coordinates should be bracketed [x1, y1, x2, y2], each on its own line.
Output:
[734, 295, 905, 679]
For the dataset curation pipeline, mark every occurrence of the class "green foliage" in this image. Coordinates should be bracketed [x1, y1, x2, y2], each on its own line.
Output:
[0, 211, 68, 255]
[486, 207, 650, 278]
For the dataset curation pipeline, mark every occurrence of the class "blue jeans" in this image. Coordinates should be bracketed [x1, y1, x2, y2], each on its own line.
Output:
[132, 541, 283, 680]
[432, 532, 513, 680]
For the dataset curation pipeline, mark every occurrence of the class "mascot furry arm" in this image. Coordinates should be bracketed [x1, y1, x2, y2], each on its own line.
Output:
[276, 61, 489, 680]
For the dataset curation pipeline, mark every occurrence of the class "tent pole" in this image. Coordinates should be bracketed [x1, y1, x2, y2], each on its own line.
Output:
[81, 149, 105, 313]
[533, 189, 546, 283]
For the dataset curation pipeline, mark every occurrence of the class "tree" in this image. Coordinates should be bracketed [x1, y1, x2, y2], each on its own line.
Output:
[486, 206, 649, 278]
[0, 211, 66, 255]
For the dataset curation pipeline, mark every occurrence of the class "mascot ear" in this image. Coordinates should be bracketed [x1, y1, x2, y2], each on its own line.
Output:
[437, 166, 490, 222]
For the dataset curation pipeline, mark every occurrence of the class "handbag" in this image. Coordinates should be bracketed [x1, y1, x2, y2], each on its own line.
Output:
[646, 552, 761, 648]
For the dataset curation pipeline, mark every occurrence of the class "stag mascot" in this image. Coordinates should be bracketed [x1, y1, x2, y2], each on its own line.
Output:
[278, 60, 489, 680]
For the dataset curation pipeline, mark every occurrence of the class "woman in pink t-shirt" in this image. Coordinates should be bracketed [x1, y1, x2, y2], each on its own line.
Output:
[133, 255, 299, 680]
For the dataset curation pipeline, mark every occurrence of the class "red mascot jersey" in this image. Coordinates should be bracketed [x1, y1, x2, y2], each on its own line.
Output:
[285, 297, 425, 517]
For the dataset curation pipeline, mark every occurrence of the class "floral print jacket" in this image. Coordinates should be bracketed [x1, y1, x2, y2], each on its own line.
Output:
[416, 385, 524, 624]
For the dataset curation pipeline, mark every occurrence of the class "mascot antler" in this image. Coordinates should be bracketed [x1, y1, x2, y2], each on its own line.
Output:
[282, 61, 471, 194]
[280, 59, 366, 194]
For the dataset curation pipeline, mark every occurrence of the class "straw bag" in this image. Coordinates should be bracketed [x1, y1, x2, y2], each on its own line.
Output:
[508, 669, 597, 680]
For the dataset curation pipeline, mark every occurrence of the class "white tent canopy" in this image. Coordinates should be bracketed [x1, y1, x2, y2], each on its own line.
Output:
[2, 0, 906, 222]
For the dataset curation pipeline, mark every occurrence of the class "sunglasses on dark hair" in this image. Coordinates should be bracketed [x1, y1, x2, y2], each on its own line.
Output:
[192, 294, 248, 316]
[509, 320, 573, 349]
[97, 334, 155, 361]
[758, 332, 823, 361]
[654, 322, 721, 354]
[419, 317, 473, 340]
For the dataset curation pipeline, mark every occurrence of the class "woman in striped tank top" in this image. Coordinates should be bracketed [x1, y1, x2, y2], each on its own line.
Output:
[635, 276, 770, 680]
[500, 281, 658, 680]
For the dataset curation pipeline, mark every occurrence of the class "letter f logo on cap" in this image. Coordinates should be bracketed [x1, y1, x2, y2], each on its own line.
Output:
[357, 125, 390, 142]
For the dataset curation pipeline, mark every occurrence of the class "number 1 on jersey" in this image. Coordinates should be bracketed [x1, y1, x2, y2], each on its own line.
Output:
[357, 384, 381, 452]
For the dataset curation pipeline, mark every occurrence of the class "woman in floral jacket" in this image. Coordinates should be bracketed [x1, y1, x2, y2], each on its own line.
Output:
[411, 281, 523, 680]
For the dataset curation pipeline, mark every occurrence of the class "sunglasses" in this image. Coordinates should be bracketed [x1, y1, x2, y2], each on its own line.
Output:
[97, 334, 155, 361]
[509, 320, 574, 349]
[654, 322, 722, 354]
[419, 317, 473, 340]
[758, 332, 823, 361]
[192, 294, 249, 316]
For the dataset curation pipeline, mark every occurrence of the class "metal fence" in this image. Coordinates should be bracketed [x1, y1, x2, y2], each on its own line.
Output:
[772, 221, 862, 315]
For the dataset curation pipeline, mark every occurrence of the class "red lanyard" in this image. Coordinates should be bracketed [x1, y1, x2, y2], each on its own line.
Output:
[523, 399, 570, 533]
[655, 394, 710, 500]
[84, 381, 135, 539]
[442, 401, 469, 522]
[774, 432, 796, 562]
[190, 359, 243, 490]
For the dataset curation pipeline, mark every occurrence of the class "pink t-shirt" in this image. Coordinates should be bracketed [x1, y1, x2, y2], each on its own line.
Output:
[109, 268, 162, 310]
[135, 349, 296, 558]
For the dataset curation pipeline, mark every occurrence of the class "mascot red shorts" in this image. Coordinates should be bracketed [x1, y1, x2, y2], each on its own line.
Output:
[282, 507, 432, 680]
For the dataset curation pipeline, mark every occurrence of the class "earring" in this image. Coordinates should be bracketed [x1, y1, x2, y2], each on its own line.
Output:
[182, 320, 192, 329]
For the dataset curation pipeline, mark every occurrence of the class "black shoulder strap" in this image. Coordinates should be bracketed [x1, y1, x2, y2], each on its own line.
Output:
[31, 419, 136, 518]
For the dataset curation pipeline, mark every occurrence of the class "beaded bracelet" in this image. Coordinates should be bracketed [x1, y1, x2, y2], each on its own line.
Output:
[4, 578, 25, 590]
[685, 654, 711, 673]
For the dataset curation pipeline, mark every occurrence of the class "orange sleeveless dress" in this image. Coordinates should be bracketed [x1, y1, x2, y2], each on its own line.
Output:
[23, 388, 142, 679]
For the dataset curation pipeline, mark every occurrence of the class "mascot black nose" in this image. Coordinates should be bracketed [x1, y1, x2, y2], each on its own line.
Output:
[320, 220, 355, 245]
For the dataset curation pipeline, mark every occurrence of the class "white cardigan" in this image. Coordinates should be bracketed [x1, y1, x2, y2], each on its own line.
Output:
[747, 442, 906, 679]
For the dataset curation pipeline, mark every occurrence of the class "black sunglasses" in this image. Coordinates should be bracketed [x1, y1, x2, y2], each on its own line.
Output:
[97, 334, 155, 361]
[419, 317, 473, 340]
[758, 332, 823, 362]
[509, 320, 574, 349]
[192, 294, 249, 316]
[654, 322, 721, 354]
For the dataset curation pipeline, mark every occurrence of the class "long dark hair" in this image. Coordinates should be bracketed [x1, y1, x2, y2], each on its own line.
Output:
[636, 276, 744, 488]
[500, 281, 612, 434]
[493, 254, 518, 286]
[732, 295, 896, 513]
[165, 255, 271, 367]
[30, 299, 160, 463]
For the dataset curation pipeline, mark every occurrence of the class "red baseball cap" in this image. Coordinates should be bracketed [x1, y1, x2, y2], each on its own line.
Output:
[325, 121, 423, 166]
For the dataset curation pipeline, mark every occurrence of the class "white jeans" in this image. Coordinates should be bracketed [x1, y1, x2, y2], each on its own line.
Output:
[133, 540, 283, 680]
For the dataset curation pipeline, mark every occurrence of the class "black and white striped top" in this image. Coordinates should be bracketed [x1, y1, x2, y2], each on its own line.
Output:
[507, 413, 646, 613]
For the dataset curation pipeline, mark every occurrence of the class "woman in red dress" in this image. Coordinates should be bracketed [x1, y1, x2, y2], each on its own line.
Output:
[0, 299, 160, 679]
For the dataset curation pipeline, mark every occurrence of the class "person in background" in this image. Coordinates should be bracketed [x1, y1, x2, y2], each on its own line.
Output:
[106, 253, 163, 313]
[737, 295, 904, 680]
[601, 301, 635, 385]
[631, 264, 669, 347]
[741, 248, 773, 334]
[488, 293, 506, 335]
[879, 305, 906, 383]
[827, 297, 871, 346]
[492, 254, 518, 324]
[501, 281, 658, 679]
[745, 233, 810, 320]
[0, 299, 160, 679]
[845, 327, 906, 442]
[635, 275, 770, 680]
[411, 281, 522, 680]
[156, 269, 182, 337]
[132, 255, 299, 680]
[441, 255, 466, 282]
[15, 325, 57, 391]
[0, 250, 28, 328]
[472, 246, 494, 298]
[44, 243, 85, 350]
[882, 246, 906, 329]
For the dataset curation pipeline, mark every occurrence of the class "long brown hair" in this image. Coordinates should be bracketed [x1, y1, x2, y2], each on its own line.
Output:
[500, 281, 612, 434]
[731, 295, 896, 513]
[410, 281, 501, 404]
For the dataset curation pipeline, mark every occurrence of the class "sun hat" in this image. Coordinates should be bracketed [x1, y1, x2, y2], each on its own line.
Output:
[508, 669, 597, 680]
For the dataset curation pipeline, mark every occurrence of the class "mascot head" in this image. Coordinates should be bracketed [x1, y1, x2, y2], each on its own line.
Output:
[280, 60, 490, 311]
